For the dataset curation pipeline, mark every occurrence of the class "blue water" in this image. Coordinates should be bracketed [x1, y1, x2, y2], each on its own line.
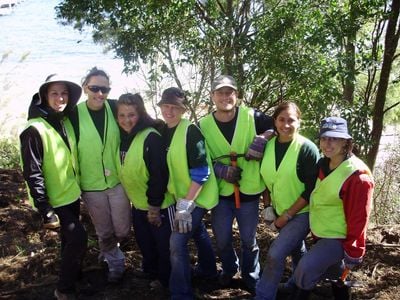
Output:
[0, 0, 145, 137]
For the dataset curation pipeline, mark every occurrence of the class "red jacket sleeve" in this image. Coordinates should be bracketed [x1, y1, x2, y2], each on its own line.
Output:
[340, 170, 374, 262]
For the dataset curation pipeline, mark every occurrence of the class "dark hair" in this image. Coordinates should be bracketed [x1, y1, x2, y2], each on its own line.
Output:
[272, 101, 302, 120]
[344, 139, 354, 157]
[82, 67, 110, 86]
[117, 93, 157, 126]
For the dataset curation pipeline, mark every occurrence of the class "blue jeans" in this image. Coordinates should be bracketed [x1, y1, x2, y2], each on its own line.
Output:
[169, 207, 217, 300]
[211, 199, 260, 290]
[294, 238, 344, 290]
[255, 212, 310, 300]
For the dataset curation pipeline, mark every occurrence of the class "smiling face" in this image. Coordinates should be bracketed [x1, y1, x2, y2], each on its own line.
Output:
[46, 82, 69, 112]
[320, 136, 348, 160]
[274, 106, 300, 143]
[211, 87, 238, 112]
[160, 104, 185, 128]
[117, 104, 139, 133]
[84, 75, 110, 111]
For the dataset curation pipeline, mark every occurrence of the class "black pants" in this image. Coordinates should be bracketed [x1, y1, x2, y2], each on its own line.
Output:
[54, 200, 87, 293]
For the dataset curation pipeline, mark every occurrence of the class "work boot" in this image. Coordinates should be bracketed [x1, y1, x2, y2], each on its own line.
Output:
[288, 286, 311, 300]
[331, 283, 352, 300]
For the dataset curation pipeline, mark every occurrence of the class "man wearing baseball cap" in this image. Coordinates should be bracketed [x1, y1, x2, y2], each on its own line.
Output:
[199, 75, 274, 294]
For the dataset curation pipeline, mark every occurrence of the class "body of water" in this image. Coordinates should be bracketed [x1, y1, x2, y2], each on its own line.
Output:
[0, 0, 146, 138]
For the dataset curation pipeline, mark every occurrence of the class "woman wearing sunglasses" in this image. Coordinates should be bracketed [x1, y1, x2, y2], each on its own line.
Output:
[69, 67, 131, 284]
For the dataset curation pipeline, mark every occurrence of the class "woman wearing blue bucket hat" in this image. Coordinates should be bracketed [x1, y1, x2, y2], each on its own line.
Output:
[289, 116, 374, 300]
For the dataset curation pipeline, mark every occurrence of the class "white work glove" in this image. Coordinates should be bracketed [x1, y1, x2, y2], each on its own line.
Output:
[262, 206, 278, 232]
[174, 199, 196, 233]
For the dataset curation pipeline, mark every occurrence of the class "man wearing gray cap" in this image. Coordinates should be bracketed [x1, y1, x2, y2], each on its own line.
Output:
[199, 75, 274, 294]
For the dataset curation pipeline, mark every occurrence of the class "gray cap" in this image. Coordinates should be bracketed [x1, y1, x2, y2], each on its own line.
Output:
[211, 75, 237, 92]
[39, 74, 82, 105]
[319, 116, 352, 139]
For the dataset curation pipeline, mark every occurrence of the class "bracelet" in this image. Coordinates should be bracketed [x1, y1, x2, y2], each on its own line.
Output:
[283, 210, 293, 221]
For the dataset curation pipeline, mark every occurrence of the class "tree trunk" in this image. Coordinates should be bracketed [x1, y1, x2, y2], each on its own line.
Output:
[366, 0, 400, 170]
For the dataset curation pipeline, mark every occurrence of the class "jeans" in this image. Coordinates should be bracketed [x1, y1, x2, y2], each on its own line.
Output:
[132, 205, 174, 287]
[169, 207, 217, 300]
[54, 200, 87, 294]
[82, 184, 131, 272]
[294, 238, 344, 290]
[256, 212, 309, 300]
[211, 199, 260, 290]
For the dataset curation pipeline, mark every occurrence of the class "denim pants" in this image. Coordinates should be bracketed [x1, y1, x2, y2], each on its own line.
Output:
[54, 200, 87, 294]
[132, 205, 174, 287]
[255, 212, 310, 300]
[294, 238, 344, 290]
[82, 184, 131, 273]
[211, 199, 260, 290]
[169, 207, 217, 300]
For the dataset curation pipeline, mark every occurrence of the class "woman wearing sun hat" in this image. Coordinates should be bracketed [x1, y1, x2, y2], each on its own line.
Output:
[289, 116, 374, 300]
[20, 74, 87, 300]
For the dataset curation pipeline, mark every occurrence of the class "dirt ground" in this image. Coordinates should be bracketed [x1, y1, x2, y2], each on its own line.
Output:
[0, 168, 399, 300]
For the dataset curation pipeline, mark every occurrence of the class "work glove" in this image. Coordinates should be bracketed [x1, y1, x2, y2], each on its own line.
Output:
[42, 210, 60, 229]
[213, 162, 242, 184]
[174, 199, 196, 233]
[262, 206, 277, 224]
[344, 252, 362, 270]
[147, 205, 162, 227]
[245, 130, 275, 161]
[267, 221, 279, 232]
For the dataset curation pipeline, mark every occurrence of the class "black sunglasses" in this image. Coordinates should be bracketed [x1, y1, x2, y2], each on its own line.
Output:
[87, 85, 111, 94]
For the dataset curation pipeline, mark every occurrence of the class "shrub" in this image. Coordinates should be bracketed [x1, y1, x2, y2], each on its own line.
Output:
[0, 139, 20, 169]
[371, 140, 400, 225]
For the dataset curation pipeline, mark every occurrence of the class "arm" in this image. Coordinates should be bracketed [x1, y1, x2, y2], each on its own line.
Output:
[144, 132, 169, 207]
[341, 171, 374, 265]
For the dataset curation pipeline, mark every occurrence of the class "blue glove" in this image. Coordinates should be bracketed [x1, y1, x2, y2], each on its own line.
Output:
[214, 162, 242, 184]
[245, 130, 275, 161]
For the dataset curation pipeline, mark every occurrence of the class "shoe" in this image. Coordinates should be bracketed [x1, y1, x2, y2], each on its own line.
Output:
[54, 289, 76, 300]
[218, 273, 233, 287]
[107, 270, 124, 283]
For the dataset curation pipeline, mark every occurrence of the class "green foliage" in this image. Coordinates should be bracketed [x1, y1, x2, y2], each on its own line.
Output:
[0, 139, 20, 169]
[371, 140, 400, 225]
[56, 0, 400, 170]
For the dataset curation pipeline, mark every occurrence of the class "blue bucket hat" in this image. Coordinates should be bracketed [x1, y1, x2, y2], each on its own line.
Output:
[319, 116, 352, 139]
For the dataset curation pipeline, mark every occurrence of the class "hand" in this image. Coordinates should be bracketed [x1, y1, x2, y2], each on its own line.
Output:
[214, 162, 242, 184]
[344, 252, 362, 270]
[174, 199, 196, 233]
[262, 206, 277, 223]
[42, 210, 60, 229]
[267, 221, 279, 232]
[147, 205, 162, 227]
[245, 135, 268, 161]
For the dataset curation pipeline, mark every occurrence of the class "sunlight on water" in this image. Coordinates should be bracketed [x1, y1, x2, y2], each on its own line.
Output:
[0, 0, 147, 138]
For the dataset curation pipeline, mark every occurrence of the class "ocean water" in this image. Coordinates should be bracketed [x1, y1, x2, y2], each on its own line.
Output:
[0, 0, 146, 137]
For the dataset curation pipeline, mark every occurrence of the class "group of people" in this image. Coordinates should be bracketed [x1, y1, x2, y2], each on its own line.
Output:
[20, 69, 374, 300]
